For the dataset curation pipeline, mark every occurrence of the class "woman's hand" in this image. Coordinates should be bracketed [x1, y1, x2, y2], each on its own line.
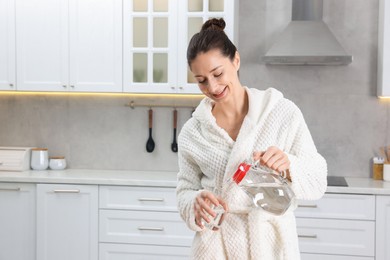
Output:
[194, 190, 228, 231]
[253, 146, 291, 176]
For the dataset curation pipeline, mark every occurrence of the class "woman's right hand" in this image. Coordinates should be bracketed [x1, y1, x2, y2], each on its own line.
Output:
[194, 190, 228, 230]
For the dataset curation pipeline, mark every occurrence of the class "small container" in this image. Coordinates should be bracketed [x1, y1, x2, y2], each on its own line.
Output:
[49, 156, 67, 170]
[373, 157, 384, 180]
[30, 148, 49, 170]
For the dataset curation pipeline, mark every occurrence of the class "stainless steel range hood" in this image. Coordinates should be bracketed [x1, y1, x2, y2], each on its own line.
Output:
[263, 0, 353, 65]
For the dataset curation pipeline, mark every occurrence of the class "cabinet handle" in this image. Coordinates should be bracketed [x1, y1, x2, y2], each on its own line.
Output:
[298, 234, 317, 239]
[298, 204, 318, 208]
[138, 227, 164, 231]
[0, 161, 3, 165]
[70, 85, 75, 88]
[62, 85, 67, 88]
[9, 83, 14, 87]
[0, 187, 21, 191]
[53, 189, 80, 193]
[138, 198, 164, 202]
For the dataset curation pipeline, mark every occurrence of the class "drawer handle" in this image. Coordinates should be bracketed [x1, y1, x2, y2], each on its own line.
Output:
[0, 187, 21, 191]
[0, 161, 3, 165]
[298, 234, 317, 239]
[138, 227, 164, 231]
[53, 189, 80, 193]
[298, 204, 318, 208]
[138, 198, 165, 202]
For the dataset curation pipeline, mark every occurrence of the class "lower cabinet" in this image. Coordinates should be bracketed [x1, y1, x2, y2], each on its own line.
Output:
[98, 186, 194, 259]
[36, 184, 98, 260]
[296, 193, 376, 259]
[376, 195, 390, 260]
[301, 253, 374, 260]
[1, 181, 388, 260]
[99, 243, 191, 260]
[0, 183, 36, 260]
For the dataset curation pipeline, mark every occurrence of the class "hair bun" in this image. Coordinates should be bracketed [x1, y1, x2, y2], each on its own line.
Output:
[201, 18, 226, 32]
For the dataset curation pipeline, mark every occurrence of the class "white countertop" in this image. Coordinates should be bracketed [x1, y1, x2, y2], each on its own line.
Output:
[1, 170, 390, 195]
[326, 177, 390, 195]
[0, 169, 178, 187]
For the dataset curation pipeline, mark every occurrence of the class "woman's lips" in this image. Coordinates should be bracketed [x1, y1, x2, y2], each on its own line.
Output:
[212, 86, 227, 99]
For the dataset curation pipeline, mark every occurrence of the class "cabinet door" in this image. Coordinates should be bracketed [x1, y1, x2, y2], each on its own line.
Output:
[99, 243, 191, 260]
[376, 195, 390, 260]
[177, 0, 237, 94]
[0, 0, 16, 91]
[0, 183, 36, 260]
[37, 184, 98, 260]
[301, 253, 373, 260]
[99, 210, 193, 246]
[123, 0, 178, 93]
[297, 218, 375, 257]
[16, 0, 69, 91]
[378, 0, 390, 96]
[69, 0, 122, 92]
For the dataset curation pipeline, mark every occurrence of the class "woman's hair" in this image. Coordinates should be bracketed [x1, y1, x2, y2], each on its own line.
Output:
[187, 18, 237, 67]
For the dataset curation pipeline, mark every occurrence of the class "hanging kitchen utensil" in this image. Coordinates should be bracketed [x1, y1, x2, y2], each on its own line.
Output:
[146, 108, 155, 153]
[171, 109, 178, 152]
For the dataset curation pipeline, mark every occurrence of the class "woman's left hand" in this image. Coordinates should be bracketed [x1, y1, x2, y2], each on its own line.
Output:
[253, 146, 290, 173]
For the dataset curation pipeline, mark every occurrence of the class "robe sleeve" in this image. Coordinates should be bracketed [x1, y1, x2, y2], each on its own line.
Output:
[176, 133, 204, 232]
[284, 103, 328, 200]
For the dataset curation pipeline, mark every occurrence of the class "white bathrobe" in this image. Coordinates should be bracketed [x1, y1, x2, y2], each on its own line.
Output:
[176, 87, 327, 260]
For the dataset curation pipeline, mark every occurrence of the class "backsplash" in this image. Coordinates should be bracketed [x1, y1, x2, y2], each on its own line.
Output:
[0, 0, 388, 177]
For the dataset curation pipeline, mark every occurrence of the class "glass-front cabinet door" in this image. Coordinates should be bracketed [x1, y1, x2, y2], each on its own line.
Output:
[124, 0, 177, 93]
[177, 0, 237, 94]
[124, 0, 237, 94]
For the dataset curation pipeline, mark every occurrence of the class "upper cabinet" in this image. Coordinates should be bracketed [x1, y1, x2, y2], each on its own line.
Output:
[378, 0, 390, 97]
[15, 0, 122, 92]
[123, 0, 238, 94]
[0, 0, 16, 91]
[1, 0, 237, 94]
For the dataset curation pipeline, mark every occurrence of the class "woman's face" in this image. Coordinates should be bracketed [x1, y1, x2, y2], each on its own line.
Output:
[190, 49, 240, 103]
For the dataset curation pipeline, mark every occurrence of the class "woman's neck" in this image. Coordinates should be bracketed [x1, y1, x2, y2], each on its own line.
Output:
[213, 85, 248, 118]
[212, 85, 249, 141]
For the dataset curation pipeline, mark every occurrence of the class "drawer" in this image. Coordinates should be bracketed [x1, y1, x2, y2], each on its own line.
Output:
[99, 186, 177, 211]
[301, 253, 374, 260]
[297, 218, 375, 257]
[99, 243, 190, 260]
[99, 209, 193, 247]
[295, 193, 375, 220]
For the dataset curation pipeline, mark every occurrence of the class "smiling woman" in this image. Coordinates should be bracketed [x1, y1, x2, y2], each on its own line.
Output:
[176, 18, 328, 259]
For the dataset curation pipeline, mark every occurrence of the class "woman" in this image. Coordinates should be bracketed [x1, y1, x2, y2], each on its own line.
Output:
[176, 18, 327, 259]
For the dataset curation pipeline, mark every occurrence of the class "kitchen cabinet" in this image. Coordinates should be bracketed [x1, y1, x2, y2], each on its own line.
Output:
[15, 0, 122, 92]
[376, 195, 390, 260]
[99, 243, 190, 260]
[296, 193, 375, 259]
[123, 0, 237, 94]
[0, 183, 36, 260]
[378, 0, 390, 97]
[0, 0, 16, 90]
[36, 184, 98, 260]
[99, 185, 193, 259]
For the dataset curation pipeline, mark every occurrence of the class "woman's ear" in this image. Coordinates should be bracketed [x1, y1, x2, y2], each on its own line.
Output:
[234, 51, 240, 71]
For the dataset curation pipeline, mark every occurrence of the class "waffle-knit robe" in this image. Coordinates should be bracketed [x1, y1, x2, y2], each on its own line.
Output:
[176, 87, 327, 259]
